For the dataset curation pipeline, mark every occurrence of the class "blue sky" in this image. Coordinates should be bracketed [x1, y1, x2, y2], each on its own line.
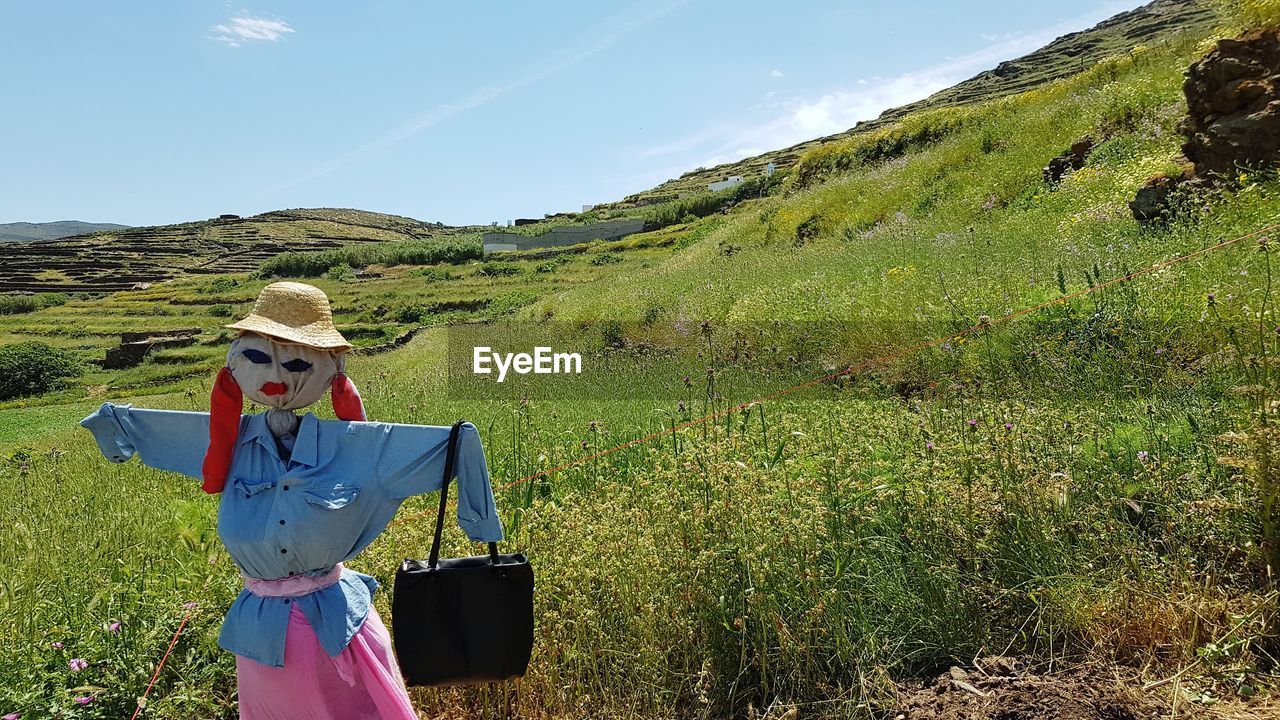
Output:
[1, 0, 1146, 227]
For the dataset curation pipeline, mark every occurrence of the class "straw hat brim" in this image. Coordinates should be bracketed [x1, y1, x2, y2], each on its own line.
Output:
[226, 315, 353, 351]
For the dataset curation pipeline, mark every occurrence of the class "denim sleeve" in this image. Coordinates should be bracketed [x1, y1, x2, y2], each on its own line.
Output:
[80, 402, 209, 480]
[373, 421, 504, 542]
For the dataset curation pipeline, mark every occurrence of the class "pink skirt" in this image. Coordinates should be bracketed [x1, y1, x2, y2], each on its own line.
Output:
[235, 605, 417, 720]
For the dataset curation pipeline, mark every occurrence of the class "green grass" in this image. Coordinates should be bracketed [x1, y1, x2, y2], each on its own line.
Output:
[6, 9, 1280, 720]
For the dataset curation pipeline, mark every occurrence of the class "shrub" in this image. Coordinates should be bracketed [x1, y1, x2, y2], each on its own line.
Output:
[0, 296, 38, 315]
[394, 304, 428, 323]
[0, 342, 82, 400]
[412, 267, 454, 283]
[478, 261, 521, 277]
[323, 264, 356, 282]
[209, 304, 233, 317]
[259, 237, 482, 277]
[36, 292, 69, 309]
[201, 277, 241, 294]
[589, 252, 623, 266]
[535, 255, 572, 273]
[643, 191, 731, 229]
[0, 292, 69, 315]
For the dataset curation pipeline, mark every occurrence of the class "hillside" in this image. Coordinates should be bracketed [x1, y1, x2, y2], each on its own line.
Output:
[0, 208, 463, 293]
[609, 0, 1218, 207]
[0, 220, 129, 243]
[0, 1, 1220, 293]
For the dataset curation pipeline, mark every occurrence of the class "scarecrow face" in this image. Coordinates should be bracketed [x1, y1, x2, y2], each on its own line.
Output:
[227, 332, 341, 410]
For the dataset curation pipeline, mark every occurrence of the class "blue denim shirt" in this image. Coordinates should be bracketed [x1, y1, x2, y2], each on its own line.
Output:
[80, 402, 504, 668]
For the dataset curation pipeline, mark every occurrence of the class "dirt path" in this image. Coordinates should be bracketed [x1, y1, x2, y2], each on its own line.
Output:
[891, 657, 1276, 720]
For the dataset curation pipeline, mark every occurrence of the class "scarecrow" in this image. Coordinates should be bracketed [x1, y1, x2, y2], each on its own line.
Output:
[81, 282, 503, 720]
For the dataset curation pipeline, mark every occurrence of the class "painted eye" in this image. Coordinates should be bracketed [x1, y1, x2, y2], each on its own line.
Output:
[282, 358, 313, 373]
[241, 348, 271, 364]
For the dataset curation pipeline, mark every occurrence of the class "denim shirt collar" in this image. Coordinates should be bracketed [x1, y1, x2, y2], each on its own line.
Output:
[237, 411, 321, 468]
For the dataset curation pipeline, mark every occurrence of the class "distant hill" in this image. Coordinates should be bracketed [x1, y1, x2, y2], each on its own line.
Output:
[0, 220, 130, 243]
[0, 208, 461, 293]
[611, 0, 1217, 207]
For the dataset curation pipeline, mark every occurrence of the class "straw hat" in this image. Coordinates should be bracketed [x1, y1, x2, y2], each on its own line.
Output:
[226, 282, 352, 351]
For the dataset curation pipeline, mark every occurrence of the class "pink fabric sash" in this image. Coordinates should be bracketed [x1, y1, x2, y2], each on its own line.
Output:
[243, 563, 344, 598]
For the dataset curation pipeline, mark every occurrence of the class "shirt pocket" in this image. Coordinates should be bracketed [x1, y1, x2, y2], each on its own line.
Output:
[232, 476, 277, 498]
[220, 477, 277, 543]
[302, 483, 362, 510]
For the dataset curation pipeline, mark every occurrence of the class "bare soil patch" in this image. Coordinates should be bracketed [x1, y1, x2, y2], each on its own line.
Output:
[891, 657, 1272, 720]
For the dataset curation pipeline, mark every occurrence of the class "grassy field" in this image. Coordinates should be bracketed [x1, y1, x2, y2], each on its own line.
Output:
[6, 3, 1280, 719]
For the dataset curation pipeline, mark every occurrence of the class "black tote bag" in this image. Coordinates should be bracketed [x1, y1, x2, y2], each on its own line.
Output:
[392, 421, 534, 686]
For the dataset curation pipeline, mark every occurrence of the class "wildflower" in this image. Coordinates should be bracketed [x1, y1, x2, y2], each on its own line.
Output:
[68, 658, 88, 672]
[1137, 451, 1149, 462]
[108, 621, 121, 633]
[4, 712, 21, 719]
[182, 601, 199, 610]
[73, 696, 93, 705]
[51, 641, 63, 650]
[581, 440, 589, 449]
[1004, 422, 1014, 431]
[967, 419, 978, 430]
[925, 442, 935, 450]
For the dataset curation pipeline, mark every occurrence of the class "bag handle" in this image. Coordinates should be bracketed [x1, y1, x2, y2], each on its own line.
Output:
[428, 420, 500, 569]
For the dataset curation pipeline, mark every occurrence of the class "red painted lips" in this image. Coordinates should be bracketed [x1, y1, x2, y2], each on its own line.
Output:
[259, 382, 288, 396]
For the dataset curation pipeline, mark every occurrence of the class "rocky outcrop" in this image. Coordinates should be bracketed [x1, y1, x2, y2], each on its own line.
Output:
[1128, 174, 1184, 224]
[1181, 29, 1280, 179]
[1130, 29, 1280, 224]
[1043, 137, 1095, 183]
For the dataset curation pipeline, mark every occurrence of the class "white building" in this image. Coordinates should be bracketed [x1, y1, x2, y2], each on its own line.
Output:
[708, 175, 744, 192]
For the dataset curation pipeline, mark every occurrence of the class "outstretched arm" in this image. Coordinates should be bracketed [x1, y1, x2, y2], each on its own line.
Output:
[355, 421, 504, 542]
[80, 402, 210, 480]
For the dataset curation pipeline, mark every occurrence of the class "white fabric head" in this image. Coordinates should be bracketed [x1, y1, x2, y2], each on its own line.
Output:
[227, 332, 342, 410]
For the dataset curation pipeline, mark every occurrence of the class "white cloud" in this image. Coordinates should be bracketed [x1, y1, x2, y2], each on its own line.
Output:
[639, 0, 1144, 170]
[211, 16, 295, 47]
[770, 69, 785, 78]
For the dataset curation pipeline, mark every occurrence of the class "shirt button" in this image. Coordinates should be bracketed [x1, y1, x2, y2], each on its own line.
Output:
[288, 571, 295, 576]
[283, 485, 290, 491]
[280, 548, 288, 554]
[279, 519, 286, 525]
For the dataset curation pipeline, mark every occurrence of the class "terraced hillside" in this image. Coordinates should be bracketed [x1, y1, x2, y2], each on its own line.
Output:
[611, 0, 1218, 207]
[0, 208, 461, 293]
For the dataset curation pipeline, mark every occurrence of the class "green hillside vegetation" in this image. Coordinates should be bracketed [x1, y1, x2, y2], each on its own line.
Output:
[8, 2, 1280, 718]
[601, 0, 1218, 209]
